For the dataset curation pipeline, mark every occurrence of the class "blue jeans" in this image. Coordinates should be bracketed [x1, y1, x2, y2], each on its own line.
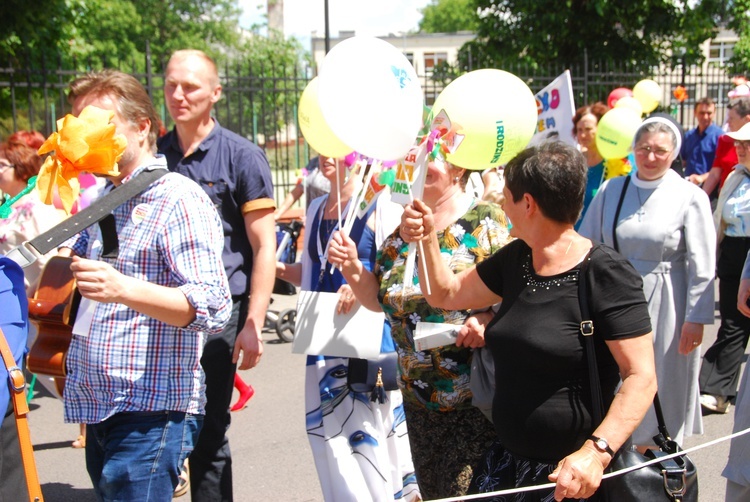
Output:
[86, 411, 203, 502]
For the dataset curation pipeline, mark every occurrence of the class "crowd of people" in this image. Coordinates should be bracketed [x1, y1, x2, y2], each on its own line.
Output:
[3, 56, 750, 502]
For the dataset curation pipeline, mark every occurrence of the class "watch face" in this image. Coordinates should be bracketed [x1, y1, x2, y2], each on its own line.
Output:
[595, 439, 607, 450]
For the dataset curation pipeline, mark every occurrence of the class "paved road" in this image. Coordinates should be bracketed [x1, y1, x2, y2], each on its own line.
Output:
[27, 292, 742, 501]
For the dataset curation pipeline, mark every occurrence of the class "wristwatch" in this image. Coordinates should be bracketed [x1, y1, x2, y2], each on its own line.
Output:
[588, 435, 615, 458]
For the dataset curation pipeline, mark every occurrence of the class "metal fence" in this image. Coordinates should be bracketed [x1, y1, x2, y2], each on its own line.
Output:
[0, 50, 314, 202]
[0, 49, 738, 200]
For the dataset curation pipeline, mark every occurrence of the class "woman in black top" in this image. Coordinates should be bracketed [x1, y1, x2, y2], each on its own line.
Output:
[400, 142, 657, 501]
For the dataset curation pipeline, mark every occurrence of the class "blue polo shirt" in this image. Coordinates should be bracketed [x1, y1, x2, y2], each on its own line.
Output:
[158, 121, 275, 297]
[0, 257, 28, 416]
[681, 123, 724, 176]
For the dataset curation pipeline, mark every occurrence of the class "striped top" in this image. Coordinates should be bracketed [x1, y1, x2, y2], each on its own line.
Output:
[63, 156, 231, 423]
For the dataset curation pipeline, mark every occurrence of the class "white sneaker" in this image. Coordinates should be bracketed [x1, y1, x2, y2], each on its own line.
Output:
[700, 393, 730, 414]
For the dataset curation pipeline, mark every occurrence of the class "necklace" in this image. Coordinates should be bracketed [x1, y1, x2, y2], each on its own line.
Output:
[564, 236, 573, 255]
[635, 186, 648, 222]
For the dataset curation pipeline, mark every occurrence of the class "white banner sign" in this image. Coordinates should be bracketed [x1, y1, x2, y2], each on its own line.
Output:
[292, 290, 384, 359]
[528, 70, 576, 147]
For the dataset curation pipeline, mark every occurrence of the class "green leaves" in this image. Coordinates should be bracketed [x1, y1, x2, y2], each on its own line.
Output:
[468, 0, 724, 68]
[419, 0, 480, 33]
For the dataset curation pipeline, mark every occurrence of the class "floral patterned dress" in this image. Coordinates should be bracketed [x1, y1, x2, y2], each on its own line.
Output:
[373, 200, 511, 498]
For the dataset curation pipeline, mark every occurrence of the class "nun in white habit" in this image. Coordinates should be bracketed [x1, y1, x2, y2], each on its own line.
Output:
[579, 116, 716, 445]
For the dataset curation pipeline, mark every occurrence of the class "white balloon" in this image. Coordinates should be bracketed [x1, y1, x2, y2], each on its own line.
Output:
[317, 36, 424, 161]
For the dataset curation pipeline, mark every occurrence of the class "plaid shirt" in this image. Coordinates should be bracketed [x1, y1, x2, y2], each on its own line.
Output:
[63, 156, 231, 424]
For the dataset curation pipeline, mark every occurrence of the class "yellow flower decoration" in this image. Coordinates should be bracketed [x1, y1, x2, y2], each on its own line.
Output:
[37, 105, 127, 214]
[603, 156, 633, 180]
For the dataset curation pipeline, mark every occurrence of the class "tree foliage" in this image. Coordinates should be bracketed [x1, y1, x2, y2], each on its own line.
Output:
[728, 0, 750, 72]
[0, 0, 309, 142]
[1, 0, 244, 68]
[419, 0, 480, 33]
[466, 0, 722, 68]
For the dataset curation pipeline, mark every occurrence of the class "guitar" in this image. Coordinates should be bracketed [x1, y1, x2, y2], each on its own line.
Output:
[26, 256, 80, 396]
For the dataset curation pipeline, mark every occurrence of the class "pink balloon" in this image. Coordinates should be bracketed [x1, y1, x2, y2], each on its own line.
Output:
[78, 186, 98, 210]
[344, 152, 358, 167]
[608, 87, 633, 109]
[78, 172, 98, 189]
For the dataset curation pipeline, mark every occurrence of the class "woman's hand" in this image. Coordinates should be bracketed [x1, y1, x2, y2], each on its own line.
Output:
[400, 199, 434, 243]
[456, 311, 493, 348]
[738, 278, 750, 318]
[328, 230, 358, 270]
[336, 284, 357, 315]
[678, 321, 704, 355]
[548, 443, 608, 501]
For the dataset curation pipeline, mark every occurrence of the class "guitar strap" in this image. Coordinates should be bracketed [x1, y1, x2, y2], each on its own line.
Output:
[0, 326, 44, 502]
[5, 168, 167, 269]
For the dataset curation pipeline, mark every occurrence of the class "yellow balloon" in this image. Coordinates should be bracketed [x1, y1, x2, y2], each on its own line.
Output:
[298, 77, 352, 158]
[614, 96, 643, 117]
[595, 107, 642, 160]
[633, 79, 662, 114]
[431, 69, 538, 170]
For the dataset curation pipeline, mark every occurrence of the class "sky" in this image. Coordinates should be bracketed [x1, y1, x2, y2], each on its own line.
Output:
[238, 0, 432, 47]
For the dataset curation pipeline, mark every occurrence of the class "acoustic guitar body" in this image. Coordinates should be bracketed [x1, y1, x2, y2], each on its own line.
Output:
[27, 256, 80, 384]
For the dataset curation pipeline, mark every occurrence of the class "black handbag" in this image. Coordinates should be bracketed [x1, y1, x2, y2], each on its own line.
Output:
[347, 352, 399, 404]
[578, 248, 698, 502]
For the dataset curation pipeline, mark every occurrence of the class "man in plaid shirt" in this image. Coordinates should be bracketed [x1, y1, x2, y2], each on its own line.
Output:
[59, 69, 231, 501]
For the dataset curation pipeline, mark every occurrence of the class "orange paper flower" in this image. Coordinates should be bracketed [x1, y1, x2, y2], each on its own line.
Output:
[37, 105, 127, 214]
[672, 86, 688, 103]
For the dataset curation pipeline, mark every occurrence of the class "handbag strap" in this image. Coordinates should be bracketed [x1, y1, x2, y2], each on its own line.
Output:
[577, 245, 671, 439]
[6, 168, 167, 268]
[0, 327, 44, 502]
[611, 175, 631, 253]
[578, 248, 604, 424]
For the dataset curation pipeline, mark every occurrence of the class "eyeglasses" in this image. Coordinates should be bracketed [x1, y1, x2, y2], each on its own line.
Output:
[0, 163, 14, 173]
[734, 140, 750, 150]
[635, 146, 672, 159]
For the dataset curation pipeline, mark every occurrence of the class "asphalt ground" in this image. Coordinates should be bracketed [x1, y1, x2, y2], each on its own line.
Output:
[26, 290, 742, 501]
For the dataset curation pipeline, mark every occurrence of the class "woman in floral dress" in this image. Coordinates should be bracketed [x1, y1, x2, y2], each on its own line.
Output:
[328, 154, 511, 498]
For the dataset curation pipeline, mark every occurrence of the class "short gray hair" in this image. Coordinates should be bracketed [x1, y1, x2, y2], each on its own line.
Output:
[728, 97, 750, 119]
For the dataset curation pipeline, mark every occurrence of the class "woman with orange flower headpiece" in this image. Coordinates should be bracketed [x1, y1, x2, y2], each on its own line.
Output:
[0, 132, 65, 295]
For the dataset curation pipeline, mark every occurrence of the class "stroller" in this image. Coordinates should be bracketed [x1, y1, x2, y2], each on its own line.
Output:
[266, 219, 303, 342]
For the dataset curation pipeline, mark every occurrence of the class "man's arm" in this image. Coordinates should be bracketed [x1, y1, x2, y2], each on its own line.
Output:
[70, 256, 197, 327]
[234, 207, 277, 370]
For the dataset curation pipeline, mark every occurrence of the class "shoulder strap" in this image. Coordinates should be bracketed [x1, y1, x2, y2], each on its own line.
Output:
[7, 169, 167, 267]
[0, 327, 44, 502]
[578, 245, 671, 438]
[611, 176, 631, 253]
[577, 246, 604, 423]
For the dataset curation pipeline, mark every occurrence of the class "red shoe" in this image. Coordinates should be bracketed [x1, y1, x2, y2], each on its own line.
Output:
[231, 384, 255, 412]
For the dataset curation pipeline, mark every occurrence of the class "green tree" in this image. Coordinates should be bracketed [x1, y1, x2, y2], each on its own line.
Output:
[419, 0, 479, 33]
[0, 0, 77, 64]
[0, 0, 243, 68]
[0, 0, 310, 156]
[467, 0, 722, 68]
[728, 0, 750, 72]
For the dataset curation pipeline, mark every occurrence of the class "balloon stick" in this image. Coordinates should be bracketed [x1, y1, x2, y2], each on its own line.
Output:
[405, 157, 431, 297]
[343, 159, 379, 236]
[336, 161, 342, 231]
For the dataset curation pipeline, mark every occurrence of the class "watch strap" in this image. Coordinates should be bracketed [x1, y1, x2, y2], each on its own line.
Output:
[588, 435, 615, 457]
